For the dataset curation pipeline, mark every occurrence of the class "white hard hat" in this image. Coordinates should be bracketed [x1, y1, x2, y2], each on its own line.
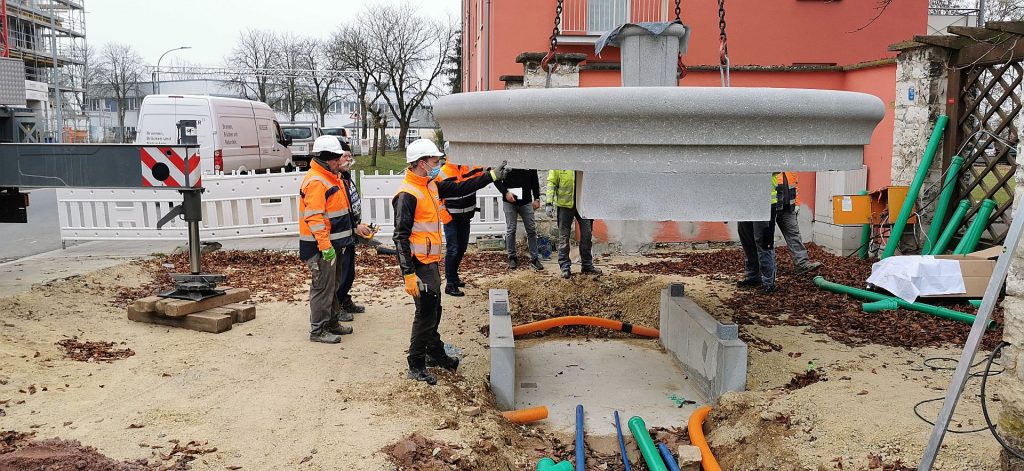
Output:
[406, 138, 444, 163]
[312, 135, 344, 155]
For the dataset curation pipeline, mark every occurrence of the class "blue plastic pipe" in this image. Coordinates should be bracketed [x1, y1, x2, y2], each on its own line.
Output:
[575, 405, 585, 471]
[614, 411, 632, 471]
[658, 443, 682, 471]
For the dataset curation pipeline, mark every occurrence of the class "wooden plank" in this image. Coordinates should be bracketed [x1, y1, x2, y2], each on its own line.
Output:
[127, 306, 233, 334]
[132, 296, 163, 313]
[953, 38, 1024, 67]
[986, 21, 1024, 35]
[205, 304, 256, 324]
[913, 34, 975, 50]
[948, 26, 1009, 42]
[161, 288, 251, 317]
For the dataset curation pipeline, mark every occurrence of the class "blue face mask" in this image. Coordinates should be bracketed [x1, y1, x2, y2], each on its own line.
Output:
[427, 163, 441, 179]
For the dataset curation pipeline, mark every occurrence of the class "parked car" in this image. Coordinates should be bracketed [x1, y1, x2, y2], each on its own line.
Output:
[136, 95, 292, 174]
[280, 122, 322, 169]
[322, 127, 362, 154]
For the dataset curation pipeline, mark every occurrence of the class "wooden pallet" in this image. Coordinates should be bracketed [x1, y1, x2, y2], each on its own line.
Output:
[127, 288, 255, 334]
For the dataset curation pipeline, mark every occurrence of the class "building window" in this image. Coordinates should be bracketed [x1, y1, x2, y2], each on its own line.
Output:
[125, 97, 139, 111]
[588, 0, 628, 33]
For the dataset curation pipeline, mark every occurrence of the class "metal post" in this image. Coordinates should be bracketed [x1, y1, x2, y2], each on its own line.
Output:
[155, 46, 191, 96]
[918, 172, 1024, 469]
[48, 5, 61, 143]
[979, 0, 987, 26]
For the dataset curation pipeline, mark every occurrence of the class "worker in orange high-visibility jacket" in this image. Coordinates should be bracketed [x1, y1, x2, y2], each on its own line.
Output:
[435, 143, 486, 297]
[393, 138, 509, 385]
[299, 135, 372, 344]
[772, 172, 821, 275]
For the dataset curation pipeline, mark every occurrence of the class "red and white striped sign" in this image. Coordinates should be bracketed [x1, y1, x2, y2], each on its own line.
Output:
[140, 147, 202, 188]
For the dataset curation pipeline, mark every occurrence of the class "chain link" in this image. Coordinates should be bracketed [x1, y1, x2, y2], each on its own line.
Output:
[674, 0, 681, 22]
[548, 0, 564, 55]
[718, 0, 728, 63]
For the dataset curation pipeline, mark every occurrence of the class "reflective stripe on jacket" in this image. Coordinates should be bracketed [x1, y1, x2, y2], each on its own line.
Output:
[772, 172, 798, 207]
[436, 162, 484, 215]
[396, 171, 448, 264]
[546, 169, 575, 209]
[298, 160, 354, 261]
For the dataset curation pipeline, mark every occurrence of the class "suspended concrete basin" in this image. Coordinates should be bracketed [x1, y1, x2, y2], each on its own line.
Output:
[435, 86, 885, 175]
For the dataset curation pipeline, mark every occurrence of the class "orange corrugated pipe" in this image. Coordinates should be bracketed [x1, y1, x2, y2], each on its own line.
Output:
[688, 405, 721, 471]
[511, 315, 660, 338]
[501, 406, 548, 424]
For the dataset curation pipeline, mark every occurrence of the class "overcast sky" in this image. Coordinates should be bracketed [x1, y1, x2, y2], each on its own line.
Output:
[86, 0, 460, 66]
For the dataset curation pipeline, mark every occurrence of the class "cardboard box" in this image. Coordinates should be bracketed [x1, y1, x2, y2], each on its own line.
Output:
[922, 246, 1003, 298]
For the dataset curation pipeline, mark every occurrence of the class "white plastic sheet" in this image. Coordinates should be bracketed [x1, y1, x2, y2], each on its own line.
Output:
[866, 255, 966, 303]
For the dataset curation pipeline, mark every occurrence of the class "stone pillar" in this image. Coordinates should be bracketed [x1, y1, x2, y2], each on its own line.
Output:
[890, 44, 951, 222]
[517, 52, 586, 89]
[617, 23, 689, 87]
[997, 117, 1024, 468]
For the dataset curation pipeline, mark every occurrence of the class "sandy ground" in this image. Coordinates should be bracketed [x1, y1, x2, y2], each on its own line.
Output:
[0, 249, 1008, 470]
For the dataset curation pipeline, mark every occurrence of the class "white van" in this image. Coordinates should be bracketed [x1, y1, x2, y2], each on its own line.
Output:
[135, 95, 293, 174]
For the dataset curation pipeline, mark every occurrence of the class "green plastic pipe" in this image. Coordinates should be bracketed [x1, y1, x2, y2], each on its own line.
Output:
[923, 155, 966, 254]
[930, 200, 971, 255]
[536, 458, 573, 471]
[883, 115, 949, 259]
[968, 299, 982, 308]
[953, 199, 997, 255]
[862, 299, 899, 313]
[813, 276, 996, 329]
[857, 190, 872, 259]
[628, 417, 668, 471]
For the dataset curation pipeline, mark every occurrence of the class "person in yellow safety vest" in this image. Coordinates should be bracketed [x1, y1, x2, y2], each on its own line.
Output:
[299, 135, 372, 344]
[435, 142, 486, 297]
[545, 169, 602, 279]
[772, 172, 822, 274]
[393, 138, 509, 385]
[736, 176, 778, 294]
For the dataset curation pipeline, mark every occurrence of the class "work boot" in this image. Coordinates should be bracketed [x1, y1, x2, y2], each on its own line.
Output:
[309, 331, 342, 344]
[560, 269, 571, 279]
[333, 308, 354, 323]
[581, 266, 603, 275]
[795, 261, 822, 275]
[341, 297, 365, 314]
[326, 323, 354, 335]
[407, 359, 437, 385]
[761, 284, 777, 294]
[456, 281, 466, 288]
[444, 285, 465, 297]
[531, 259, 544, 271]
[508, 258, 518, 269]
[426, 354, 460, 371]
[736, 278, 760, 289]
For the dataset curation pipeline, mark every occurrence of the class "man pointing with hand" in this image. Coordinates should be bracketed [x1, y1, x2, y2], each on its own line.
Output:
[392, 138, 509, 385]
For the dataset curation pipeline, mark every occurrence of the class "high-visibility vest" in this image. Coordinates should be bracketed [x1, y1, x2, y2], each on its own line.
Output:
[298, 161, 353, 260]
[546, 170, 575, 209]
[436, 162, 484, 216]
[396, 171, 451, 264]
[772, 172, 799, 207]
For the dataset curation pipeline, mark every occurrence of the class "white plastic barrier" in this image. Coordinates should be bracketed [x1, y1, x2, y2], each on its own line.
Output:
[57, 170, 508, 243]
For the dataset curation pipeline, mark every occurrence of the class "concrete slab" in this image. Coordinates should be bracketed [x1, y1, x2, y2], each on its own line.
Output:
[514, 338, 705, 435]
[577, 172, 770, 221]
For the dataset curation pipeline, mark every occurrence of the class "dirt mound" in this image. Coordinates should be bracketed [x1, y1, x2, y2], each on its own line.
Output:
[484, 272, 663, 337]
[0, 435, 152, 471]
[56, 337, 134, 363]
[384, 432, 472, 470]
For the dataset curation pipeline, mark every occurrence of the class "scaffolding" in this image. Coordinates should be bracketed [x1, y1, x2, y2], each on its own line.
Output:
[2, 0, 86, 142]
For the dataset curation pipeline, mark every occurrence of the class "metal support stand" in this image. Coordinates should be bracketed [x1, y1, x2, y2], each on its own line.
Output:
[155, 119, 226, 301]
[918, 182, 1024, 469]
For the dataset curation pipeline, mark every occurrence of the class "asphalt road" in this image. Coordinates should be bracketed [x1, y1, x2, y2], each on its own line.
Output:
[0, 189, 71, 262]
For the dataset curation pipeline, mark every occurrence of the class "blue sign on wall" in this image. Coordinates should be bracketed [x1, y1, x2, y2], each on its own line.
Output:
[908, 87, 916, 102]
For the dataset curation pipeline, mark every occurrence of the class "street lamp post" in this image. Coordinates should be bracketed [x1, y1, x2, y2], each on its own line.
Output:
[153, 46, 192, 95]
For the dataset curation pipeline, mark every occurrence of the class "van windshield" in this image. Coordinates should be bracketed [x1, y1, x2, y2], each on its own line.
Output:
[282, 127, 312, 140]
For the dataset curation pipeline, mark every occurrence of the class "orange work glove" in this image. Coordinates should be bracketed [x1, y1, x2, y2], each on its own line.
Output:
[404, 274, 420, 298]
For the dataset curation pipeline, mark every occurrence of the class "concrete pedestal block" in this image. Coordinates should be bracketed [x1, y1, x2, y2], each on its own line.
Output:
[812, 221, 866, 256]
[659, 284, 747, 400]
[577, 172, 770, 221]
[488, 289, 515, 410]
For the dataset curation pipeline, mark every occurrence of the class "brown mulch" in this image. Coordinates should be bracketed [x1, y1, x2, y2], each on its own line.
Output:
[614, 245, 1004, 350]
[0, 432, 154, 470]
[784, 369, 826, 391]
[56, 337, 135, 363]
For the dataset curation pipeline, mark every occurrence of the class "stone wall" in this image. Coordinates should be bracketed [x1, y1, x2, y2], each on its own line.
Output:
[998, 121, 1024, 468]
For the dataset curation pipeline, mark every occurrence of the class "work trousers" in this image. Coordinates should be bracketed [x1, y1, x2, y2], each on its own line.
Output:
[737, 206, 778, 288]
[407, 262, 447, 369]
[443, 214, 473, 288]
[557, 206, 595, 272]
[774, 206, 810, 267]
[503, 201, 539, 262]
[334, 244, 357, 304]
[307, 248, 344, 335]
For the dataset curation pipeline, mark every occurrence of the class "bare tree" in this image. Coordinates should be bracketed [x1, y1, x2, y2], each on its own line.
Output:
[364, 3, 455, 150]
[97, 43, 144, 143]
[277, 33, 310, 121]
[224, 29, 281, 105]
[298, 38, 342, 127]
[332, 23, 376, 139]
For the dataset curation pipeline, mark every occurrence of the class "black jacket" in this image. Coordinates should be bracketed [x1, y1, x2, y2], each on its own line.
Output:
[392, 172, 495, 275]
[493, 169, 540, 206]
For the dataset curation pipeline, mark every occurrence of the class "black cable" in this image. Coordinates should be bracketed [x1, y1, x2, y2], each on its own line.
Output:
[981, 342, 1024, 461]
[912, 353, 1004, 434]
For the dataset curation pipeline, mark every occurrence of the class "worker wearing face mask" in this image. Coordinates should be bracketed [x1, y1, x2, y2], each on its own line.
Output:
[392, 138, 509, 385]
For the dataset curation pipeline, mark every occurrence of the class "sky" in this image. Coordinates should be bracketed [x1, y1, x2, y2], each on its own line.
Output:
[85, 0, 461, 67]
